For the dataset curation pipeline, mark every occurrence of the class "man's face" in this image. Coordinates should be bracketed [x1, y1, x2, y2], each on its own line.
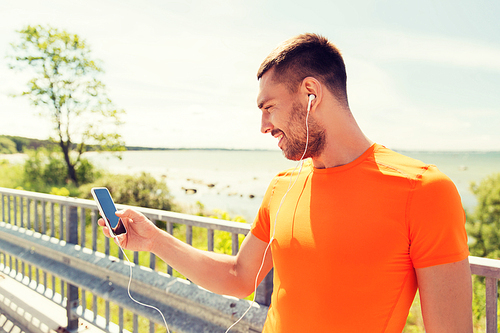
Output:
[282, 99, 325, 160]
[257, 70, 325, 161]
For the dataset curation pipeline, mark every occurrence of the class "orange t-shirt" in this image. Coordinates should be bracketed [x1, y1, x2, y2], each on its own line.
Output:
[251, 143, 469, 333]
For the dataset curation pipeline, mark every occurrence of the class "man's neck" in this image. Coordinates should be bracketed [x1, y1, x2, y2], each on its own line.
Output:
[311, 108, 373, 169]
[311, 137, 373, 169]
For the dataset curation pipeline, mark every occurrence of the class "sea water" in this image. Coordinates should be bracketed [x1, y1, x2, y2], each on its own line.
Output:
[85, 149, 500, 222]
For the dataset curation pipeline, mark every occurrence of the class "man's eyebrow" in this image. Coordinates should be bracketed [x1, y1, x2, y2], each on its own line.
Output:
[257, 98, 271, 110]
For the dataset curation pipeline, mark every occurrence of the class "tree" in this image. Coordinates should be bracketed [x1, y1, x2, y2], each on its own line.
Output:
[467, 173, 500, 258]
[465, 173, 500, 328]
[8, 25, 125, 185]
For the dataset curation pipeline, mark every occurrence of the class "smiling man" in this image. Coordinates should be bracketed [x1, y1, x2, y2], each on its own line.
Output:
[99, 33, 473, 332]
[252, 33, 472, 332]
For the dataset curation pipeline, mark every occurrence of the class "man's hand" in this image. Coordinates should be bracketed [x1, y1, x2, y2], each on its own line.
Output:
[98, 208, 160, 252]
[99, 208, 272, 298]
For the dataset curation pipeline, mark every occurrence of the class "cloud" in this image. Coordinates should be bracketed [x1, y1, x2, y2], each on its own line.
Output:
[1, 1, 498, 151]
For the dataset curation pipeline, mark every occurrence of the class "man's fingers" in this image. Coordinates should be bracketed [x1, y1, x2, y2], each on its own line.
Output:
[101, 226, 111, 238]
[115, 208, 145, 222]
[115, 208, 137, 219]
[97, 218, 109, 237]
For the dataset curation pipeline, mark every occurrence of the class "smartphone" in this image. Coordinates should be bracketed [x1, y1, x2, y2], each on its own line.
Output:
[91, 187, 127, 237]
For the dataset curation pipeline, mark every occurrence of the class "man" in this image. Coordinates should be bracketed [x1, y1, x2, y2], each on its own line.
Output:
[99, 33, 473, 332]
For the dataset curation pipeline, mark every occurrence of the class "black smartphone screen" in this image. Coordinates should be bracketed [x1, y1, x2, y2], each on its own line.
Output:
[92, 188, 126, 236]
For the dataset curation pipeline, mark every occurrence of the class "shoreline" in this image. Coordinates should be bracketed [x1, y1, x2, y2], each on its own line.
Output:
[3, 150, 499, 220]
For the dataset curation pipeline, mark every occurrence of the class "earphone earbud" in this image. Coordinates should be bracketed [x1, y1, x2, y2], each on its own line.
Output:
[307, 94, 316, 112]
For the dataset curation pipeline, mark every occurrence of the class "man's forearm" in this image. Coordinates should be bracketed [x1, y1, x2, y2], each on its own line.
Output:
[150, 229, 249, 297]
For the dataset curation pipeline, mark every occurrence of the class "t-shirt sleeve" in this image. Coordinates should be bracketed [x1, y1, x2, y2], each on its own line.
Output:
[250, 176, 278, 243]
[408, 165, 469, 268]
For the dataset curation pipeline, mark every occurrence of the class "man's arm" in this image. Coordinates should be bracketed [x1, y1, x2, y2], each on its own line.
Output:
[100, 209, 273, 298]
[416, 257, 473, 333]
[149, 226, 273, 298]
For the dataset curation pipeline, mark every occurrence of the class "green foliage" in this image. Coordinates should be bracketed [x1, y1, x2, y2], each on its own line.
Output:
[0, 137, 18, 154]
[182, 205, 247, 254]
[80, 172, 177, 212]
[50, 187, 70, 196]
[465, 173, 500, 331]
[21, 148, 98, 194]
[8, 25, 125, 185]
[0, 135, 58, 153]
[0, 160, 24, 188]
[467, 173, 500, 258]
[209, 208, 246, 223]
[209, 209, 246, 255]
[75, 158, 97, 184]
[471, 275, 486, 332]
[404, 292, 425, 333]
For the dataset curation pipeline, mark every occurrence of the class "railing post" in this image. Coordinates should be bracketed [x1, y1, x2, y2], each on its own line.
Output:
[255, 269, 273, 306]
[485, 277, 498, 333]
[1, 194, 4, 222]
[66, 205, 79, 331]
[167, 221, 174, 275]
[13, 196, 17, 226]
[7, 196, 11, 224]
[20, 197, 24, 228]
[231, 233, 239, 256]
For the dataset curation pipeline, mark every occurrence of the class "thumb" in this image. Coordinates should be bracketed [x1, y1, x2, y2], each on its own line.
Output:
[115, 210, 126, 217]
[116, 208, 140, 220]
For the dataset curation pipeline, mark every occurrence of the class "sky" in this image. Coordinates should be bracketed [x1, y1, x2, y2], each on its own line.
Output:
[0, 0, 499, 151]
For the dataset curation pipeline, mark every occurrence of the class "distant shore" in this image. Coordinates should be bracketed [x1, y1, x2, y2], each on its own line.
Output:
[1, 134, 500, 154]
[3, 148, 500, 221]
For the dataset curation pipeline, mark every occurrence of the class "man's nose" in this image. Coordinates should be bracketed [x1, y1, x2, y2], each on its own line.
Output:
[261, 112, 273, 134]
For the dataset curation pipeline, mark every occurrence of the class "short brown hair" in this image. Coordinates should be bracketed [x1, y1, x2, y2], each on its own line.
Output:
[257, 33, 347, 102]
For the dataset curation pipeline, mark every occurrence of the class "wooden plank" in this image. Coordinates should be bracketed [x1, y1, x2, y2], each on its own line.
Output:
[485, 277, 498, 333]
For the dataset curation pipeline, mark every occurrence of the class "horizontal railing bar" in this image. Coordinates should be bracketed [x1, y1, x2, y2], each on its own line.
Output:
[0, 221, 267, 332]
[469, 256, 500, 279]
[0, 187, 251, 234]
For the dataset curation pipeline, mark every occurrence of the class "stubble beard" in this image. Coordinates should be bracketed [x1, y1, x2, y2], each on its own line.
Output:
[281, 101, 326, 161]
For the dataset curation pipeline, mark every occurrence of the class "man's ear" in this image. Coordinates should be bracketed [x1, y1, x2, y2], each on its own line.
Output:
[301, 76, 322, 112]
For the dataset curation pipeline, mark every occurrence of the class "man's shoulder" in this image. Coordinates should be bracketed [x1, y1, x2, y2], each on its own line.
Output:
[372, 144, 448, 183]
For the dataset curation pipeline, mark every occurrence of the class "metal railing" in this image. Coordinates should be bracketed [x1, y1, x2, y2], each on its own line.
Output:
[469, 256, 500, 333]
[0, 187, 270, 333]
[1, 187, 500, 332]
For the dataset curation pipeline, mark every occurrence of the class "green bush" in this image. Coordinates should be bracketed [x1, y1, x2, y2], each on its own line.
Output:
[50, 187, 70, 196]
[21, 149, 99, 194]
[0, 160, 24, 188]
[76, 158, 99, 185]
[43, 154, 68, 186]
[467, 173, 500, 258]
[466, 173, 500, 331]
[22, 149, 50, 190]
[80, 172, 177, 212]
[0, 137, 18, 154]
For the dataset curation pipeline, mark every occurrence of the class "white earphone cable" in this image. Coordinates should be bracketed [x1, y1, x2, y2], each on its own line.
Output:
[225, 96, 313, 332]
[114, 96, 314, 333]
[116, 240, 171, 333]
